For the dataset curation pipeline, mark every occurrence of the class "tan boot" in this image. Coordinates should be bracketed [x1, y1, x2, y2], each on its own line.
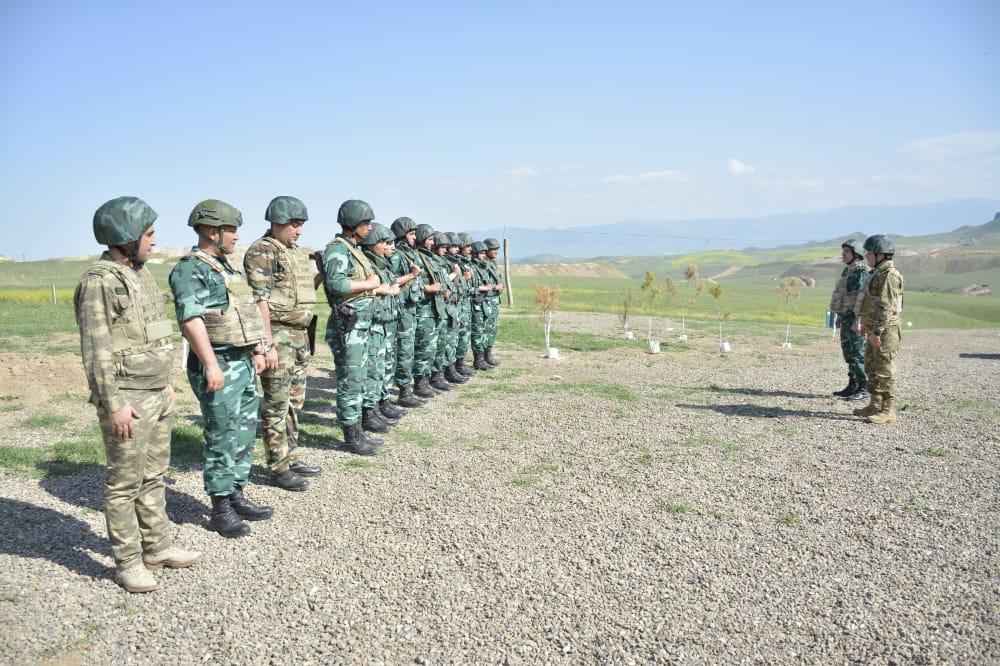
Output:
[852, 393, 881, 417]
[115, 564, 157, 593]
[143, 546, 203, 571]
[866, 396, 897, 424]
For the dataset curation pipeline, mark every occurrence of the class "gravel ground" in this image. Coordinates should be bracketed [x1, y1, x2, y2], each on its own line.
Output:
[1, 315, 998, 664]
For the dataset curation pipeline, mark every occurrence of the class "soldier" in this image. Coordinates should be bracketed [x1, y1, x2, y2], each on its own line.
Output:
[852, 234, 906, 424]
[470, 241, 494, 371]
[439, 233, 469, 384]
[434, 232, 466, 385]
[75, 196, 201, 593]
[829, 239, 871, 402]
[388, 217, 428, 407]
[169, 199, 273, 539]
[482, 237, 505, 366]
[453, 233, 478, 377]
[412, 224, 448, 397]
[322, 200, 388, 454]
[243, 196, 323, 492]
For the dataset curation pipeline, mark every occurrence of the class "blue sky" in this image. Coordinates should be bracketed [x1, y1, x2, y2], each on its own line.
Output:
[1, 1, 998, 259]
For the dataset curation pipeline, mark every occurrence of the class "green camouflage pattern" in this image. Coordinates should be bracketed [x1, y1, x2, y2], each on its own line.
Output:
[259, 328, 309, 473]
[484, 257, 503, 347]
[389, 243, 424, 388]
[470, 256, 491, 351]
[484, 237, 500, 250]
[93, 196, 158, 246]
[188, 199, 243, 228]
[363, 251, 397, 407]
[337, 199, 374, 229]
[382, 318, 398, 400]
[265, 196, 308, 225]
[169, 250, 245, 351]
[413, 303, 440, 378]
[364, 321, 387, 408]
[829, 259, 870, 315]
[322, 235, 376, 310]
[391, 217, 416, 238]
[838, 311, 868, 384]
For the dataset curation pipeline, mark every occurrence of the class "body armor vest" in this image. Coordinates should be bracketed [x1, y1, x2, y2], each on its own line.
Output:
[333, 237, 376, 305]
[861, 261, 905, 327]
[829, 260, 866, 314]
[189, 249, 266, 348]
[258, 236, 317, 328]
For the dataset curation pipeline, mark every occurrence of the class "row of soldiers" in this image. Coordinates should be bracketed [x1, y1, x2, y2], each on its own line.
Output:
[74, 195, 505, 593]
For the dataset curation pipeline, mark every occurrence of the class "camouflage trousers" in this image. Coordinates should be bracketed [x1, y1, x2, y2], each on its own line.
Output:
[364, 322, 388, 409]
[98, 386, 174, 569]
[413, 303, 439, 378]
[865, 323, 901, 401]
[838, 312, 867, 384]
[327, 311, 371, 426]
[486, 296, 500, 347]
[435, 313, 458, 371]
[393, 304, 417, 389]
[383, 319, 398, 401]
[259, 327, 309, 474]
[188, 350, 259, 497]
[471, 298, 490, 351]
[455, 297, 472, 361]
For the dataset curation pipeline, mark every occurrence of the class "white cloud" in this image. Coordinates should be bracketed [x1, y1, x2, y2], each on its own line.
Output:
[727, 158, 756, 176]
[559, 163, 583, 172]
[603, 170, 691, 184]
[905, 131, 1000, 158]
[506, 165, 539, 177]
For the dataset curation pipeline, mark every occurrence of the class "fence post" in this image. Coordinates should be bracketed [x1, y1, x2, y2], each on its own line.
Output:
[51, 284, 57, 305]
[503, 237, 513, 308]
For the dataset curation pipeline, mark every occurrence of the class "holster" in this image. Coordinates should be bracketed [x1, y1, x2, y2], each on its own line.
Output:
[307, 315, 318, 355]
[337, 304, 358, 332]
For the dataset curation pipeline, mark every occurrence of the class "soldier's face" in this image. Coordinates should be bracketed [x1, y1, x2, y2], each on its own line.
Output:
[423, 237, 435, 251]
[865, 250, 876, 267]
[356, 221, 373, 238]
[220, 225, 239, 254]
[385, 241, 396, 258]
[275, 220, 304, 246]
[405, 230, 417, 247]
[477, 252, 486, 260]
[841, 247, 852, 264]
[449, 246, 459, 255]
[436, 244, 448, 256]
[136, 225, 156, 262]
[488, 248, 499, 259]
[462, 246, 472, 257]
[371, 240, 390, 257]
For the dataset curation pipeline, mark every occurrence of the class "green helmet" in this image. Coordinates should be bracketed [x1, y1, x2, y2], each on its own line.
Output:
[93, 196, 157, 246]
[188, 199, 243, 229]
[265, 196, 308, 225]
[841, 239, 865, 259]
[472, 241, 487, 253]
[864, 234, 894, 255]
[446, 232, 460, 248]
[459, 233, 474, 248]
[337, 199, 374, 229]
[391, 216, 416, 238]
[433, 231, 451, 248]
[484, 237, 500, 250]
[361, 222, 391, 246]
[415, 224, 435, 245]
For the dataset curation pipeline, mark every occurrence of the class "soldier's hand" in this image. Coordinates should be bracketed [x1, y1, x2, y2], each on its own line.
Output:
[409, 264, 421, 276]
[463, 270, 472, 280]
[252, 354, 266, 374]
[389, 284, 401, 296]
[374, 283, 391, 296]
[205, 363, 225, 392]
[265, 347, 279, 372]
[366, 273, 382, 289]
[851, 321, 862, 334]
[110, 404, 140, 439]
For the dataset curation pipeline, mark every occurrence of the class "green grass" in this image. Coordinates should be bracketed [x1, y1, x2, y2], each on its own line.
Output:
[391, 428, 438, 448]
[20, 413, 72, 429]
[512, 461, 558, 488]
[499, 314, 644, 352]
[344, 457, 388, 471]
[777, 512, 799, 526]
[917, 447, 947, 457]
[660, 500, 693, 514]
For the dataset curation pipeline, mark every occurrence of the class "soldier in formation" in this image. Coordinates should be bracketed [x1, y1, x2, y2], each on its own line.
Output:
[829, 239, 871, 402]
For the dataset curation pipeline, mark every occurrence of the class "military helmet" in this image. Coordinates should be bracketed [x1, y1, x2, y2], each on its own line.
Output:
[188, 199, 243, 229]
[446, 232, 460, 248]
[265, 196, 308, 225]
[863, 234, 895, 255]
[459, 232, 474, 248]
[433, 231, 451, 247]
[841, 238, 865, 259]
[415, 223, 435, 244]
[472, 241, 487, 253]
[484, 237, 500, 250]
[93, 196, 158, 246]
[361, 222, 391, 246]
[337, 199, 374, 229]
[391, 216, 416, 238]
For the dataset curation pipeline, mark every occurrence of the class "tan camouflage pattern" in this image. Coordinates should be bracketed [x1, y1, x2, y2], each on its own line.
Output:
[829, 258, 870, 315]
[861, 259, 905, 401]
[259, 328, 310, 473]
[188, 249, 266, 347]
[244, 234, 318, 328]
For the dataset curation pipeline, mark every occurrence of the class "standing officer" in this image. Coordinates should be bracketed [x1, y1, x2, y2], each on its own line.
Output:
[829, 239, 871, 402]
[243, 196, 323, 492]
[852, 234, 906, 424]
[388, 217, 427, 407]
[76, 196, 201, 592]
[169, 199, 273, 539]
[482, 237, 505, 366]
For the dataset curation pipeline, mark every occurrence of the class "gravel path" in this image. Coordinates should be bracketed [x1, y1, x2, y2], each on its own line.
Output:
[1, 316, 998, 664]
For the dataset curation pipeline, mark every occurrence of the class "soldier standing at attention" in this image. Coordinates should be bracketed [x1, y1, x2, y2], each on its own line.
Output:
[388, 217, 427, 408]
[852, 235, 906, 424]
[829, 239, 871, 402]
[412, 224, 447, 397]
[434, 232, 465, 386]
[470, 241, 495, 371]
[322, 200, 387, 455]
[482, 237, 505, 367]
[76, 196, 201, 593]
[169, 200, 273, 539]
[453, 233, 478, 377]
[243, 196, 323, 493]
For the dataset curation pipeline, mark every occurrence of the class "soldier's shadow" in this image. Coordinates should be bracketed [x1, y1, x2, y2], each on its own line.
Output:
[677, 402, 856, 421]
[705, 387, 830, 400]
[0, 497, 112, 580]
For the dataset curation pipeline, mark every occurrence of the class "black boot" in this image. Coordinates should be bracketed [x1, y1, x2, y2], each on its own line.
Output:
[846, 386, 869, 403]
[209, 495, 251, 538]
[473, 350, 491, 371]
[271, 469, 309, 492]
[380, 399, 406, 420]
[455, 358, 475, 377]
[289, 461, 323, 477]
[228, 487, 273, 521]
[413, 376, 438, 398]
[342, 423, 378, 456]
[430, 371, 452, 391]
[833, 376, 857, 397]
[397, 385, 427, 408]
[362, 407, 390, 433]
[484, 347, 501, 367]
[445, 364, 468, 384]
[376, 403, 400, 425]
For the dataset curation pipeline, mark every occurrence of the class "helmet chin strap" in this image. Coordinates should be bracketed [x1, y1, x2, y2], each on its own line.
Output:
[115, 241, 143, 269]
[198, 228, 228, 254]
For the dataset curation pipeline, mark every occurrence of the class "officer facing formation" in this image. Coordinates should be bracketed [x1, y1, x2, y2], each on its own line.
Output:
[75, 197, 201, 593]
[829, 239, 871, 402]
[169, 200, 274, 539]
[852, 234, 906, 424]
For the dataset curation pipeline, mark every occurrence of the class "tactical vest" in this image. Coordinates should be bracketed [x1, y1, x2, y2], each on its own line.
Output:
[81, 260, 174, 389]
[485, 260, 502, 299]
[331, 237, 376, 305]
[189, 249, 266, 348]
[394, 245, 425, 304]
[829, 260, 866, 314]
[365, 254, 398, 323]
[257, 236, 317, 328]
[416, 249, 446, 318]
[861, 261, 905, 326]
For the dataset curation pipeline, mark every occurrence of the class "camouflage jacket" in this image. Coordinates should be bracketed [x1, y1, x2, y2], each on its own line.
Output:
[389, 243, 425, 305]
[860, 260, 905, 335]
[244, 232, 318, 328]
[415, 248, 447, 318]
[829, 259, 870, 316]
[363, 249, 399, 323]
[322, 234, 375, 312]
[484, 259, 503, 298]
[74, 253, 174, 412]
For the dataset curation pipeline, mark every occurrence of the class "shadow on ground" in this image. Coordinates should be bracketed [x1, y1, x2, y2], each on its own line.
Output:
[704, 386, 831, 399]
[959, 353, 1000, 360]
[0, 497, 111, 580]
[678, 402, 856, 421]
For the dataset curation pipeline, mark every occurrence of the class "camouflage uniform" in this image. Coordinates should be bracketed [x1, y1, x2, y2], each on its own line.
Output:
[75, 247, 176, 570]
[483, 243, 503, 349]
[362, 244, 398, 408]
[860, 259, 905, 404]
[453, 237, 477, 366]
[470, 242, 493, 355]
[244, 231, 317, 474]
[413, 226, 446, 380]
[830, 257, 871, 386]
[431, 235, 459, 374]
[389, 224, 425, 391]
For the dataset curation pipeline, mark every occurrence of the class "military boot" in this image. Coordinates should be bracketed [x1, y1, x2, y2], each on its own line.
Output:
[229, 487, 274, 521]
[866, 396, 897, 424]
[143, 546, 202, 571]
[290, 461, 323, 477]
[845, 386, 869, 403]
[484, 347, 501, 367]
[114, 564, 157, 593]
[455, 358, 475, 377]
[397, 385, 427, 408]
[380, 399, 406, 420]
[362, 407, 391, 433]
[413, 377, 437, 399]
[833, 376, 857, 397]
[430, 371, 452, 391]
[209, 495, 251, 538]
[445, 364, 468, 384]
[270, 469, 309, 492]
[342, 423, 378, 456]
[375, 403, 400, 426]
[852, 393, 882, 417]
[473, 350, 492, 371]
